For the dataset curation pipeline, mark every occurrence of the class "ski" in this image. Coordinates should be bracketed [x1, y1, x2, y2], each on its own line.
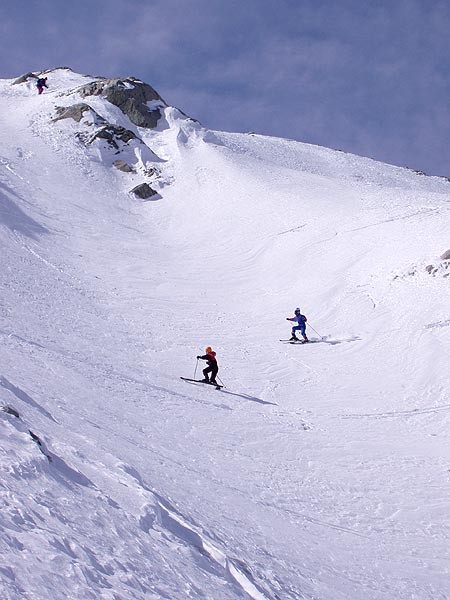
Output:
[280, 339, 323, 345]
[180, 377, 223, 390]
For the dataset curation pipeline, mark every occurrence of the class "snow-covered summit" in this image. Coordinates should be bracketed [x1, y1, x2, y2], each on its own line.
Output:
[3, 67, 202, 197]
[1, 68, 450, 600]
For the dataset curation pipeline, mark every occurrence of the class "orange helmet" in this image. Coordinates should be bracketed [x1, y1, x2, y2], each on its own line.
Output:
[205, 346, 212, 353]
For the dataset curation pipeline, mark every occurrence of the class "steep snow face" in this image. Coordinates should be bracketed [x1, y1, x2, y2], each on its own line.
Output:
[1, 69, 450, 600]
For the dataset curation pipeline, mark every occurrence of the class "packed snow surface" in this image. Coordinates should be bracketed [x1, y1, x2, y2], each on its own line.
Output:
[1, 69, 450, 600]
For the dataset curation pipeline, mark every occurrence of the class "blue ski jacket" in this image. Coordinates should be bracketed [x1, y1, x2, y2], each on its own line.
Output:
[287, 314, 307, 325]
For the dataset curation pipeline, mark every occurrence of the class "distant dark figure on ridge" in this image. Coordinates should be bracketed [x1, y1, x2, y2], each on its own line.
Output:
[197, 347, 219, 385]
[286, 308, 309, 342]
[36, 77, 48, 95]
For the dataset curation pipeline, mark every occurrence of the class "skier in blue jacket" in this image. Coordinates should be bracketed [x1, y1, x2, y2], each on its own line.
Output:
[286, 308, 309, 342]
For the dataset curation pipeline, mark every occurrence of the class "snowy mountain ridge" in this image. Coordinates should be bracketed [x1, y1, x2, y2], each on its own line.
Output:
[1, 68, 450, 600]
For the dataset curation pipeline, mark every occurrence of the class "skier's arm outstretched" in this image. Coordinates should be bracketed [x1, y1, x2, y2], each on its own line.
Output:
[286, 315, 307, 323]
[286, 309, 309, 342]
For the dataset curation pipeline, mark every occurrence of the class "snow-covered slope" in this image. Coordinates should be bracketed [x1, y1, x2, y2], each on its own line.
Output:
[1, 68, 450, 600]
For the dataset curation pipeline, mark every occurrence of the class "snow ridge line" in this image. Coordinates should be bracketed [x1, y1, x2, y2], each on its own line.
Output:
[155, 497, 271, 600]
[0, 375, 56, 422]
[0, 404, 95, 488]
[121, 464, 276, 600]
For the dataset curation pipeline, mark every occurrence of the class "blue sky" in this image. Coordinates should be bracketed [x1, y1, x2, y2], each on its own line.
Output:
[1, 0, 448, 176]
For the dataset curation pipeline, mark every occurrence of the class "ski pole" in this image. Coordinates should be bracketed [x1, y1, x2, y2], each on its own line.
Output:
[308, 323, 324, 339]
[194, 358, 199, 379]
[217, 375, 225, 388]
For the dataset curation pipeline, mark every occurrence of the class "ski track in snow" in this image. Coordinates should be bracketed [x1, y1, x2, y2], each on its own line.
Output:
[1, 70, 450, 600]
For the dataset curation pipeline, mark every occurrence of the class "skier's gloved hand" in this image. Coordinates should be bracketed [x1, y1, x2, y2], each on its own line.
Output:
[286, 318, 290, 321]
[196, 356, 201, 359]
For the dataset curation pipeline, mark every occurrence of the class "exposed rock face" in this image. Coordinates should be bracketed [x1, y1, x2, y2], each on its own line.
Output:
[130, 183, 158, 199]
[140, 167, 156, 178]
[1, 405, 20, 418]
[87, 125, 137, 150]
[441, 249, 450, 260]
[54, 104, 138, 150]
[13, 72, 38, 85]
[53, 103, 98, 123]
[54, 104, 137, 150]
[53, 103, 162, 169]
[425, 263, 450, 277]
[76, 77, 165, 129]
[113, 160, 134, 173]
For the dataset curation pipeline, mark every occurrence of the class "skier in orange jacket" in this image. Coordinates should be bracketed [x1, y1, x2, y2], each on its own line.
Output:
[197, 347, 219, 385]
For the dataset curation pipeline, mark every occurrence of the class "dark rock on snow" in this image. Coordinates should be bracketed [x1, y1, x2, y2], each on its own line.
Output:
[73, 124, 138, 152]
[53, 105, 142, 152]
[12, 72, 38, 85]
[52, 103, 99, 123]
[77, 77, 165, 129]
[441, 249, 450, 260]
[113, 160, 134, 173]
[88, 125, 136, 149]
[130, 183, 158, 199]
[1, 405, 20, 418]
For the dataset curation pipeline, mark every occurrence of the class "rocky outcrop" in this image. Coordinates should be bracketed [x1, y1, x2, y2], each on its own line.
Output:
[53, 103, 98, 123]
[425, 251, 450, 277]
[53, 103, 162, 169]
[113, 160, 134, 173]
[130, 183, 158, 199]
[1, 405, 50, 460]
[12, 72, 38, 85]
[76, 77, 165, 129]
[425, 263, 450, 277]
[54, 104, 138, 150]
[1, 405, 20, 418]
[86, 125, 137, 150]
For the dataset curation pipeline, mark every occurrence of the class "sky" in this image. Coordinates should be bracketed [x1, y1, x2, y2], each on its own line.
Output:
[1, 0, 449, 177]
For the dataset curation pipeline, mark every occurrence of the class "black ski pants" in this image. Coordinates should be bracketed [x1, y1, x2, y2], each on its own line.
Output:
[203, 363, 218, 382]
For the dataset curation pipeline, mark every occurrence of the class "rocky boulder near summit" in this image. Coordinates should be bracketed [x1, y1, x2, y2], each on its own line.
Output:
[86, 125, 137, 150]
[52, 101, 162, 168]
[53, 104, 138, 150]
[76, 77, 166, 129]
[52, 103, 99, 124]
[12, 72, 38, 85]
